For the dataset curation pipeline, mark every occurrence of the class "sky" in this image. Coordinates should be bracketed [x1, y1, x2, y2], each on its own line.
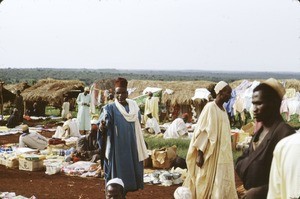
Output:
[0, 0, 300, 72]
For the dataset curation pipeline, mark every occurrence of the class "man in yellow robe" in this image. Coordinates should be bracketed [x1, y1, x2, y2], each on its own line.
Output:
[144, 92, 159, 123]
[183, 81, 238, 199]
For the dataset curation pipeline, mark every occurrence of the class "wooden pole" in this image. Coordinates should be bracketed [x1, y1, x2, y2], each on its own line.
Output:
[0, 81, 4, 120]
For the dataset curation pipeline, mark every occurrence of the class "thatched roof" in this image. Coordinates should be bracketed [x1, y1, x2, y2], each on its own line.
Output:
[93, 79, 115, 90]
[127, 80, 216, 105]
[284, 79, 300, 91]
[92, 78, 300, 106]
[4, 82, 31, 94]
[21, 78, 85, 107]
[1, 87, 15, 103]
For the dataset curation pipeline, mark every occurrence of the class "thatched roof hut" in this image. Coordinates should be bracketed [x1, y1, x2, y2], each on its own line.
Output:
[1, 87, 15, 103]
[4, 82, 31, 94]
[21, 78, 85, 108]
[128, 80, 216, 106]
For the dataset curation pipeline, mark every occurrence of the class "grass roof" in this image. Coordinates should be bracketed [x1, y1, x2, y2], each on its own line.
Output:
[21, 78, 85, 106]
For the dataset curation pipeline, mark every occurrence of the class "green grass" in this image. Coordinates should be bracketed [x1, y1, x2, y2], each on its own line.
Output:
[145, 133, 245, 163]
[144, 134, 190, 158]
[233, 150, 243, 163]
[286, 114, 300, 129]
[45, 106, 61, 116]
[45, 106, 78, 118]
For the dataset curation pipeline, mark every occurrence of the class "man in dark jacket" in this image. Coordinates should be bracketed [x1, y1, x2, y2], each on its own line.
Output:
[14, 90, 24, 122]
[6, 108, 19, 128]
[235, 78, 295, 199]
[75, 124, 100, 162]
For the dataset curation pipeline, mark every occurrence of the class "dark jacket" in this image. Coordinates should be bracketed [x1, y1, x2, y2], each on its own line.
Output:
[235, 118, 295, 198]
[76, 133, 100, 162]
[6, 114, 19, 128]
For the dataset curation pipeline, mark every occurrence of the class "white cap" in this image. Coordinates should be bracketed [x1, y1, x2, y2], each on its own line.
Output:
[106, 178, 124, 188]
[91, 119, 98, 125]
[84, 86, 90, 92]
[174, 186, 192, 199]
[214, 81, 228, 95]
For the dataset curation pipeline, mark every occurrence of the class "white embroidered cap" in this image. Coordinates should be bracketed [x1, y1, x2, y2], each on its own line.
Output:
[174, 186, 192, 199]
[214, 81, 228, 95]
[106, 178, 124, 188]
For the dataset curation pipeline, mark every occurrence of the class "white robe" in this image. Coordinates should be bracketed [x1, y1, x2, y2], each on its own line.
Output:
[163, 118, 188, 139]
[145, 117, 161, 134]
[183, 101, 237, 199]
[61, 102, 70, 119]
[53, 119, 81, 139]
[76, 93, 91, 131]
[267, 132, 300, 199]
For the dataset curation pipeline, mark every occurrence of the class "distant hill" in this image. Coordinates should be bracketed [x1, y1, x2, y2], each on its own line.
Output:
[0, 68, 299, 85]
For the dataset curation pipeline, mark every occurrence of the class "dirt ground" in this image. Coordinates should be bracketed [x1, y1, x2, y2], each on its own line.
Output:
[0, 129, 242, 199]
[0, 131, 180, 199]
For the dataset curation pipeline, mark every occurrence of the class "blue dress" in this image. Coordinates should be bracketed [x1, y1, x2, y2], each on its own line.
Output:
[103, 103, 144, 192]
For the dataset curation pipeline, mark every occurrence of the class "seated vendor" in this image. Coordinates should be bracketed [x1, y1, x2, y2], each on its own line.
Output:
[163, 113, 190, 139]
[145, 112, 161, 134]
[52, 113, 81, 139]
[74, 123, 100, 163]
[6, 108, 20, 128]
[19, 124, 48, 150]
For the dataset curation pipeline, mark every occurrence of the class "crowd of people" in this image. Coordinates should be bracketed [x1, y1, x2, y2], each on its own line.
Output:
[6, 77, 299, 199]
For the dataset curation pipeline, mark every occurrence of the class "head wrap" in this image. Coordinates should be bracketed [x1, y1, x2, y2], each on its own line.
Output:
[214, 81, 228, 95]
[263, 78, 285, 100]
[106, 178, 124, 188]
[174, 187, 192, 199]
[22, 124, 29, 132]
[115, 77, 128, 88]
[84, 87, 90, 92]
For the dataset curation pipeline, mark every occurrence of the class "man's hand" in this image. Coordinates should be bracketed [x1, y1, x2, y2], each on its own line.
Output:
[196, 150, 204, 168]
[99, 120, 106, 132]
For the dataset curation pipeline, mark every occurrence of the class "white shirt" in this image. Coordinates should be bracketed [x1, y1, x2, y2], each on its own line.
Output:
[145, 118, 161, 134]
[267, 132, 300, 199]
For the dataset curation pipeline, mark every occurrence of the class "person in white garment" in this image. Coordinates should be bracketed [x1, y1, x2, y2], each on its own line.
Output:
[61, 97, 70, 119]
[19, 124, 48, 150]
[163, 113, 189, 139]
[52, 113, 81, 139]
[76, 86, 91, 135]
[145, 112, 161, 134]
[267, 131, 300, 199]
[144, 92, 160, 123]
[183, 81, 238, 199]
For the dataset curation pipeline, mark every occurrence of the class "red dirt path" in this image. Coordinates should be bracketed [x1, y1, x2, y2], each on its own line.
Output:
[0, 132, 179, 199]
[0, 130, 242, 199]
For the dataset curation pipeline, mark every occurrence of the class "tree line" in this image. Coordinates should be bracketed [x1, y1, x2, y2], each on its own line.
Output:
[0, 68, 299, 86]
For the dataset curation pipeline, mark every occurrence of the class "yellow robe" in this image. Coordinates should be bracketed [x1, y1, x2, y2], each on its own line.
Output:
[144, 96, 159, 122]
[183, 101, 237, 199]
